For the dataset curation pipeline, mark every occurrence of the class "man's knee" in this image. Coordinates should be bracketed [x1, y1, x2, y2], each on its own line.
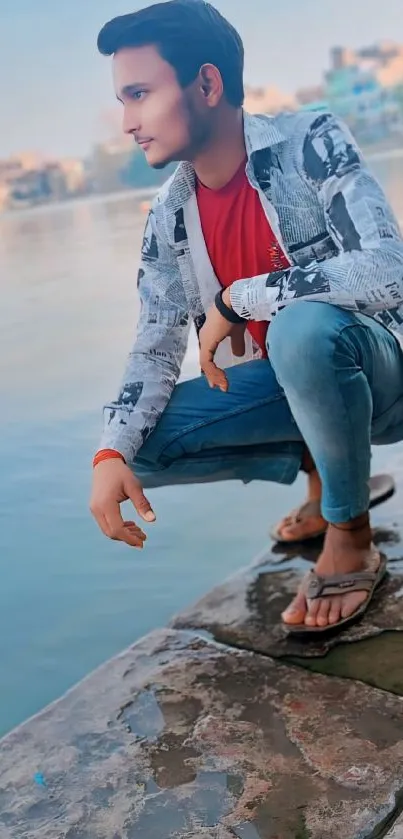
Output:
[267, 301, 352, 378]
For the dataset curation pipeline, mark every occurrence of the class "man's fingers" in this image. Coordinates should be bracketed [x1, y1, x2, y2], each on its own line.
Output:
[106, 506, 147, 548]
[200, 333, 229, 392]
[202, 361, 228, 392]
[122, 521, 147, 548]
[93, 511, 112, 539]
[104, 503, 125, 538]
[126, 480, 156, 523]
[122, 531, 146, 549]
[93, 504, 146, 548]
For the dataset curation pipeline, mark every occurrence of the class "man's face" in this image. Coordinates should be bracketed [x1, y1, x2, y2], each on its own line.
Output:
[113, 45, 210, 168]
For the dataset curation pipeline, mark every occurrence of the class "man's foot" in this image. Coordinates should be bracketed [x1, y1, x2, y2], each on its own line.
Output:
[272, 471, 396, 545]
[272, 465, 326, 542]
[273, 499, 327, 543]
[282, 515, 381, 628]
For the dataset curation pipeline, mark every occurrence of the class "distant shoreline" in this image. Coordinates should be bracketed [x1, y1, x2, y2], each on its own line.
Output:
[2, 146, 403, 217]
[0, 186, 158, 218]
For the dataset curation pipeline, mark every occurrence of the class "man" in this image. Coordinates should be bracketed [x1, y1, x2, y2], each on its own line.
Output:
[90, 0, 403, 635]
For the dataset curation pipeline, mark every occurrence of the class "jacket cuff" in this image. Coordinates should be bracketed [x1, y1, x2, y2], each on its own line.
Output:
[229, 275, 278, 321]
[99, 424, 142, 467]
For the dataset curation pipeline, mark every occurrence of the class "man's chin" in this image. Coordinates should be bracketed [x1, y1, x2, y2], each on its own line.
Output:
[148, 159, 170, 170]
[145, 152, 173, 170]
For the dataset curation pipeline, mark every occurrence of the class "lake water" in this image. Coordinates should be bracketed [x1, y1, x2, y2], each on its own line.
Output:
[1, 154, 403, 738]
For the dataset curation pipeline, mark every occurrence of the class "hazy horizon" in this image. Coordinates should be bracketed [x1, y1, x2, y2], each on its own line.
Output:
[1, 0, 403, 159]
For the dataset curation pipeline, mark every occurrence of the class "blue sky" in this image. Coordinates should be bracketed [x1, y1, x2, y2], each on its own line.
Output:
[1, 0, 402, 158]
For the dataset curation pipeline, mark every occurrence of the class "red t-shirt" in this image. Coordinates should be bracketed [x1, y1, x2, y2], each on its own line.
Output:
[196, 159, 290, 357]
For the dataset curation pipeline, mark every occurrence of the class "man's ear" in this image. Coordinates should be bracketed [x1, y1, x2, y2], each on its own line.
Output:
[198, 63, 223, 106]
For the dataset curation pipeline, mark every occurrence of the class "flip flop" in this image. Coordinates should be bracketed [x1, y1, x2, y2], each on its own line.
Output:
[283, 552, 387, 637]
[271, 473, 396, 545]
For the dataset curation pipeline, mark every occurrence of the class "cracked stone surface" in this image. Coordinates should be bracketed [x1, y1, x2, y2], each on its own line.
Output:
[170, 481, 403, 694]
[1, 629, 403, 839]
[171, 524, 403, 682]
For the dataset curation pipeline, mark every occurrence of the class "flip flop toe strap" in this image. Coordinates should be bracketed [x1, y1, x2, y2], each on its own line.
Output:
[306, 570, 378, 600]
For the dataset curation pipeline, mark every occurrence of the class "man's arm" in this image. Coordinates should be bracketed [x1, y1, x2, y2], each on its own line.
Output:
[229, 112, 403, 321]
[98, 208, 190, 465]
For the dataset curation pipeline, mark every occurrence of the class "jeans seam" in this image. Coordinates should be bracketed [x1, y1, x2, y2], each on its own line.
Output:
[332, 322, 370, 518]
[157, 393, 287, 460]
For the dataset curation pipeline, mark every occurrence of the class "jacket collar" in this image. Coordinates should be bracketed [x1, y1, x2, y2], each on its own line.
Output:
[157, 111, 286, 215]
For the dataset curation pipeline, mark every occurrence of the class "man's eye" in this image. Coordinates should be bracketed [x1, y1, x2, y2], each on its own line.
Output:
[132, 91, 146, 101]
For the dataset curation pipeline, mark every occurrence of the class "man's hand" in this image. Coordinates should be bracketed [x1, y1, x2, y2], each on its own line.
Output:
[90, 459, 155, 548]
[199, 288, 245, 392]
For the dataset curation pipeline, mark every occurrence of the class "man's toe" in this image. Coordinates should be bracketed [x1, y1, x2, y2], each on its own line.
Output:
[305, 596, 322, 626]
[281, 589, 307, 625]
[328, 596, 343, 625]
[316, 598, 331, 627]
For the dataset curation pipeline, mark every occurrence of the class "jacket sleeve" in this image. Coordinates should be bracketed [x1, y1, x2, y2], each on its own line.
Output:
[98, 208, 190, 465]
[229, 112, 403, 321]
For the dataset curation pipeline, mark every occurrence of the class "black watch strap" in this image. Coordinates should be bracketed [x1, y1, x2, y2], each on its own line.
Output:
[215, 289, 245, 324]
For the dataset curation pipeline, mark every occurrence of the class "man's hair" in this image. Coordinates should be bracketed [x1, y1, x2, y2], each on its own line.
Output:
[97, 0, 244, 108]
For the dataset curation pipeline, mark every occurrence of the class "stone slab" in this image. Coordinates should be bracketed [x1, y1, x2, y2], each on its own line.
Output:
[1, 629, 403, 839]
[171, 526, 403, 665]
[289, 629, 403, 695]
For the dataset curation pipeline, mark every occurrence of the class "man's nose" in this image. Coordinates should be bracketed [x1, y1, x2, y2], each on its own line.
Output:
[122, 106, 140, 136]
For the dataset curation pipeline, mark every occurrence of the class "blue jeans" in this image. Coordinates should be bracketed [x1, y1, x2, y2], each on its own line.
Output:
[134, 302, 403, 523]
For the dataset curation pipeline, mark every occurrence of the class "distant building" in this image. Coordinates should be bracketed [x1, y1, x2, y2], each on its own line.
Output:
[325, 62, 402, 145]
[292, 41, 403, 145]
[244, 85, 296, 114]
[331, 42, 403, 89]
[59, 159, 86, 195]
[8, 169, 52, 208]
[296, 85, 326, 107]
[0, 159, 25, 186]
[378, 57, 403, 89]
[0, 155, 42, 209]
[90, 140, 133, 194]
[330, 47, 358, 72]
[41, 159, 87, 201]
[0, 154, 42, 188]
[0, 153, 88, 210]
[295, 85, 329, 113]
[0, 182, 9, 211]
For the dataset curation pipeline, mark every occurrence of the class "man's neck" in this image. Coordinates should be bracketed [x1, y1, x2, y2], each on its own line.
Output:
[192, 108, 246, 191]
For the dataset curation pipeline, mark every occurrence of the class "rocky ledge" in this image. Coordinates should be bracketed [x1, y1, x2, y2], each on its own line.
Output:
[1, 482, 403, 837]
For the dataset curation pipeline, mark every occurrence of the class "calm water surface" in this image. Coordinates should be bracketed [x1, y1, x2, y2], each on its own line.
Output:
[0, 156, 402, 736]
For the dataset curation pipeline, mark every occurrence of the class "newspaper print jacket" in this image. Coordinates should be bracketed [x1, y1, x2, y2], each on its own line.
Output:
[99, 109, 403, 464]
